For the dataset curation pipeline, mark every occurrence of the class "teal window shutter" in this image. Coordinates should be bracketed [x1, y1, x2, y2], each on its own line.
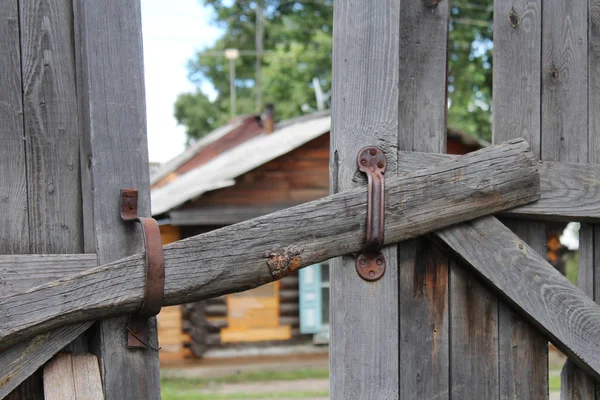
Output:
[299, 264, 323, 334]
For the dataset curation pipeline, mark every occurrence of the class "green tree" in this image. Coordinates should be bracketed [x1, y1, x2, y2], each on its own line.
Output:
[176, 0, 493, 142]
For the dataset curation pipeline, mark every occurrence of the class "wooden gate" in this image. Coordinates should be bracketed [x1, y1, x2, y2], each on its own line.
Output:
[2, 0, 600, 399]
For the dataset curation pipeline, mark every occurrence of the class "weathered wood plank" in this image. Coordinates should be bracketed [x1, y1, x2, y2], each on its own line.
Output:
[562, 0, 599, 396]
[449, 258, 498, 398]
[20, 0, 82, 254]
[544, 0, 593, 396]
[0, 140, 540, 349]
[0, 254, 97, 295]
[0, 324, 93, 399]
[169, 205, 292, 226]
[74, 0, 160, 397]
[397, 1, 450, 398]
[561, 224, 597, 399]
[0, 0, 28, 255]
[6, 1, 87, 397]
[329, 0, 400, 397]
[493, 2, 548, 398]
[43, 354, 104, 400]
[399, 152, 600, 221]
[435, 216, 600, 381]
[497, 220, 548, 399]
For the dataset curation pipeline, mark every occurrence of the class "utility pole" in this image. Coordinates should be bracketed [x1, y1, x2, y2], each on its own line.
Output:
[255, 0, 264, 112]
[225, 48, 240, 118]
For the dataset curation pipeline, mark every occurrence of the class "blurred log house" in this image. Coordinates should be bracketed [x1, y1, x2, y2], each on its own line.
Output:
[150, 106, 568, 361]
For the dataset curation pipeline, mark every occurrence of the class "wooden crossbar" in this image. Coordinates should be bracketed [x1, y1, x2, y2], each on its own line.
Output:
[399, 151, 600, 222]
[0, 140, 538, 352]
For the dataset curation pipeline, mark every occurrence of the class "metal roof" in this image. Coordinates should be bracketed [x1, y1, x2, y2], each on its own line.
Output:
[151, 115, 331, 216]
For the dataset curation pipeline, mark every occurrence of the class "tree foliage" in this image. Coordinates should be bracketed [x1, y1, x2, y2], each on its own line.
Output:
[176, 0, 493, 142]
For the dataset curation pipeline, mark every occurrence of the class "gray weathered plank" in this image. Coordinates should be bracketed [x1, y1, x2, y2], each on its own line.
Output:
[169, 205, 293, 226]
[0, 324, 93, 399]
[561, 224, 597, 399]
[397, 1, 450, 398]
[329, 0, 400, 397]
[399, 152, 600, 222]
[43, 354, 104, 400]
[5, 1, 87, 397]
[0, 0, 28, 255]
[449, 258, 498, 398]
[74, 0, 160, 398]
[493, 2, 548, 398]
[0, 140, 540, 350]
[20, 0, 82, 254]
[435, 216, 600, 381]
[498, 220, 548, 400]
[0, 254, 97, 295]
[561, 0, 599, 396]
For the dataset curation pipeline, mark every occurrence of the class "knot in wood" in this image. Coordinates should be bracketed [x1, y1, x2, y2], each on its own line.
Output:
[508, 8, 519, 28]
[266, 247, 302, 279]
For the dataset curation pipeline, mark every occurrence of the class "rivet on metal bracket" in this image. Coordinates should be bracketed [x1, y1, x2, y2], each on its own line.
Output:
[355, 147, 387, 282]
[120, 188, 165, 350]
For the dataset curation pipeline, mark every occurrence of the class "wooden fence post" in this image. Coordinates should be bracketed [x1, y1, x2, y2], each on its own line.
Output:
[330, 0, 400, 398]
[75, 0, 160, 398]
[493, 1, 548, 398]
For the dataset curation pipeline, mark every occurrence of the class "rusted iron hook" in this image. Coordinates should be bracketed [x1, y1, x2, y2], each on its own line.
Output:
[120, 188, 165, 350]
[355, 147, 386, 281]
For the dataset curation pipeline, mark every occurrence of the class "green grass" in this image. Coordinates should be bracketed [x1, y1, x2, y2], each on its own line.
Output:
[161, 368, 330, 400]
[162, 387, 328, 400]
[549, 375, 561, 392]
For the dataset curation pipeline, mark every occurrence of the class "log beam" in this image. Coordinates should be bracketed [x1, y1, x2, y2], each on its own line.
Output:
[0, 139, 538, 350]
[399, 151, 600, 221]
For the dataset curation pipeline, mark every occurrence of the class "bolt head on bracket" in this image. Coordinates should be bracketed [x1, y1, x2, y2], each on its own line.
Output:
[356, 252, 386, 281]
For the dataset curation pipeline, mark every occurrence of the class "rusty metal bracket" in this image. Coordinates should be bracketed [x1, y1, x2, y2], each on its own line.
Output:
[355, 147, 387, 281]
[120, 188, 165, 350]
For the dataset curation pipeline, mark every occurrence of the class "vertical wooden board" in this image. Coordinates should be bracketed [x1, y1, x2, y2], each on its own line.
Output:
[71, 355, 105, 400]
[19, 0, 82, 254]
[449, 260, 498, 399]
[541, 1, 588, 163]
[397, 1, 450, 399]
[74, 0, 160, 398]
[562, 224, 596, 399]
[545, 0, 593, 397]
[5, 0, 88, 398]
[330, 0, 399, 398]
[493, 2, 548, 398]
[492, 0, 542, 155]
[498, 220, 548, 399]
[43, 354, 76, 400]
[0, 0, 28, 254]
[400, 241, 449, 399]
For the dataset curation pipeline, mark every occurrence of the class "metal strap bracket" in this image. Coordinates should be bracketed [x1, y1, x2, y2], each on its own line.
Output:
[120, 188, 165, 350]
[355, 147, 386, 281]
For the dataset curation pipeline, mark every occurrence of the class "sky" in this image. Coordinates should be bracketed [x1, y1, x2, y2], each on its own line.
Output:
[141, 0, 221, 163]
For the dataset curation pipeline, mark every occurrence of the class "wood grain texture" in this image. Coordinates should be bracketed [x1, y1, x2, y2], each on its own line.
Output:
[399, 151, 600, 221]
[435, 216, 600, 381]
[0, 0, 28, 255]
[0, 141, 540, 349]
[541, 1, 587, 163]
[19, 0, 82, 254]
[397, 1, 450, 398]
[449, 259, 498, 399]
[497, 220, 548, 400]
[43, 354, 103, 400]
[546, 1, 594, 396]
[74, 0, 160, 398]
[5, 1, 86, 397]
[0, 254, 97, 295]
[0, 324, 92, 398]
[493, 3, 548, 398]
[329, 0, 400, 397]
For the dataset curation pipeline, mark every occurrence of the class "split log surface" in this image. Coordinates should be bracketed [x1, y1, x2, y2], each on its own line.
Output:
[0, 139, 539, 350]
[399, 151, 600, 221]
